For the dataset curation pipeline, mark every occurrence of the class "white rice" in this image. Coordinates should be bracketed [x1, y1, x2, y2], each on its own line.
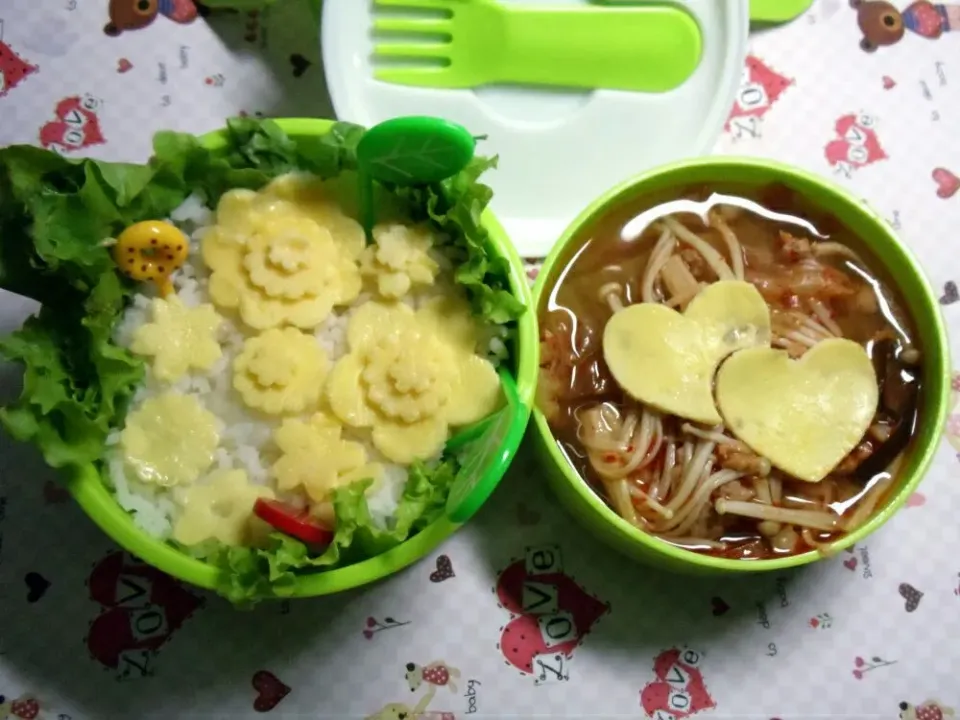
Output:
[107, 192, 501, 545]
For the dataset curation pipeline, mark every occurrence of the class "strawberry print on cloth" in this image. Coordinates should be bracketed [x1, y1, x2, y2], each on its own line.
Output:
[0, 694, 71, 720]
[368, 661, 459, 720]
[366, 704, 454, 720]
[0, 695, 41, 720]
[494, 545, 609, 684]
[406, 662, 460, 694]
[640, 648, 716, 720]
[900, 699, 957, 720]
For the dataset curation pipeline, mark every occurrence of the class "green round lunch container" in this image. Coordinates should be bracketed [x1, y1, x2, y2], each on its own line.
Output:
[66, 118, 539, 597]
[530, 156, 950, 574]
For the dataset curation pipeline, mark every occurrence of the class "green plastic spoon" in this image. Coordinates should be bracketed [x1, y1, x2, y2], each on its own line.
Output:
[749, 0, 814, 24]
[592, 0, 813, 25]
[355, 115, 478, 241]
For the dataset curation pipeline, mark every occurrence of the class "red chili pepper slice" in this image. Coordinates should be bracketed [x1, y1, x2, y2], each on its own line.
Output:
[254, 498, 334, 548]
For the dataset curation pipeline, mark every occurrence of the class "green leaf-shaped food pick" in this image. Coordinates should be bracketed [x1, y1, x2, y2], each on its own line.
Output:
[445, 367, 527, 524]
[356, 116, 478, 241]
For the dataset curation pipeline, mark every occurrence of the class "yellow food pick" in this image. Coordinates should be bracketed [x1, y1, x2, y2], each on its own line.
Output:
[112, 220, 190, 296]
[715, 338, 879, 483]
[326, 300, 500, 464]
[120, 392, 219, 487]
[203, 186, 361, 331]
[360, 224, 440, 299]
[233, 327, 329, 415]
[271, 412, 381, 502]
[130, 296, 222, 383]
[602, 280, 772, 424]
[173, 469, 275, 547]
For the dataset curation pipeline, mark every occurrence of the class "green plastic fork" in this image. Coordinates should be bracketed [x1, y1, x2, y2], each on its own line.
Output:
[371, 0, 703, 93]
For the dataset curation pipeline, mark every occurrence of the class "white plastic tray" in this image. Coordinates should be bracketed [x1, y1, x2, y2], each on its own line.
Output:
[321, 0, 749, 257]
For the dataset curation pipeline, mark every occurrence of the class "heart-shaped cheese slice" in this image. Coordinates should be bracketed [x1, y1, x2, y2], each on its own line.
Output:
[715, 338, 879, 482]
[602, 281, 771, 424]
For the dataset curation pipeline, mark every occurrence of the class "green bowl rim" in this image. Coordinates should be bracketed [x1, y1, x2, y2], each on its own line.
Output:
[530, 155, 951, 572]
[66, 117, 539, 596]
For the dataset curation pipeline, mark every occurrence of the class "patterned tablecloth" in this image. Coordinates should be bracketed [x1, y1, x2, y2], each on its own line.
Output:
[1, 1, 959, 718]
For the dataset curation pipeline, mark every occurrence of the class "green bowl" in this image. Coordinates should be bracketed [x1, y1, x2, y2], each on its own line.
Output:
[66, 118, 539, 596]
[530, 156, 950, 574]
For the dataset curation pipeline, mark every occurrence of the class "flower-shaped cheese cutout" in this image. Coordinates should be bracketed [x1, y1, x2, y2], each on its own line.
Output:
[716, 338, 878, 483]
[211, 189, 259, 240]
[173, 469, 275, 546]
[326, 299, 501, 463]
[360, 224, 440, 299]
[203, 188, 361, 331]
[130, 296, 223, 382]
[233, 327, 329, 415]
[121, 392, 219, 487]
[603, 280, 772, 425]
[263, 174, 366, 260]
[243, 217, 332, 301]
[271, 412, 381, 502]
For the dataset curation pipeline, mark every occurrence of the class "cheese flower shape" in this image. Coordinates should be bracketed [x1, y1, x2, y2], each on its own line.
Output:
[203, 188, 361, 330]
[360, 224, 440, 299]
[121, 392, 220, 487]
[130, 296, 222, 382]
[326, 298, 501, 463]
[262, 174, 366, 260]
[233, 327, 329, 416]
[271, 412, 381, 502]
[173, 469, 275, 546]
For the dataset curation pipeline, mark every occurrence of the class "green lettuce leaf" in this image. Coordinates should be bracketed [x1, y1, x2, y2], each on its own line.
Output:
[213, 459, 458, 604]
[149, 118, 365, 207]
[387, 156, 525, 325]
[0, 145, 177, 467]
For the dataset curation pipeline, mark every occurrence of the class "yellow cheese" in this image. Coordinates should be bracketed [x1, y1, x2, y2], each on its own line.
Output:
[173, 468, 275, 546]
[121, 392, 220, 487]
[214, 189, 259, 242]
[715, 338, 878, 482]
[602, 280, 771, 424]
[326, 299, 500, 464]
[130, 296, 222, 383]
[271, 412, 379, 502]
[262, 174, 366, 259]
[233, 327, 329, 415]
[203, 181, 362, 331]
[360, 224, 440, 299]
